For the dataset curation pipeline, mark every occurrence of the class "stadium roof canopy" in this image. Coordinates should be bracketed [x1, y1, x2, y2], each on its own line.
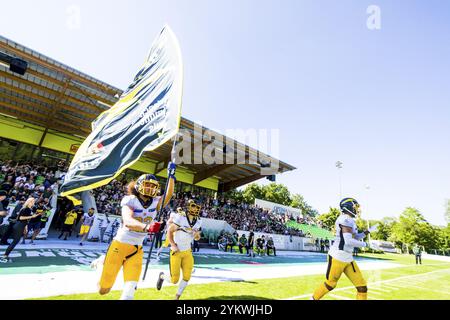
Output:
[0, 35, 296, 192]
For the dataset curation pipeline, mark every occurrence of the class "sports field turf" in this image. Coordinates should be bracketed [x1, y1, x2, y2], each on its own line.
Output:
[36, 253, 450, 300]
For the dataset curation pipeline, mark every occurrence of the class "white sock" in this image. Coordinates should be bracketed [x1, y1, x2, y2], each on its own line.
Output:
[120, 281, 138, 300]
[177, 280, 188, 297]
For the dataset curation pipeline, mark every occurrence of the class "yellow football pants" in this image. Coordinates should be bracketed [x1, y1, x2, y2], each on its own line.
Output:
[99, 240, 144, 290]
[169, 249, 194, 284]
[79, 225, 90, 235]
[313, 255, 368, 300]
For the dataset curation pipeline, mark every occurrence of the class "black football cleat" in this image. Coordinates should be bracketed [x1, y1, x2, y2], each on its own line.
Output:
[156, 272, 165, 290]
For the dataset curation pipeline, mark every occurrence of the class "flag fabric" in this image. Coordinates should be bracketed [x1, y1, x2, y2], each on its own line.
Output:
[60, 25, 183, 200]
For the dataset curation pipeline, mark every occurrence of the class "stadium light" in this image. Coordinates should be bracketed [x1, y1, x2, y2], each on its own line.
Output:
[0, 52, 28, 75]
[336, 161, 343, 198]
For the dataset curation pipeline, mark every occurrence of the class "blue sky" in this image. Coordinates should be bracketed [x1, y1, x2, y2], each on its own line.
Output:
[1, 0, 449, 225]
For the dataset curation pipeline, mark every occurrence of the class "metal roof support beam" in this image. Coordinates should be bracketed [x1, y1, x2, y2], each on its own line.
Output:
[0, 41, 121, 96]
[222, 173, 264, 192]
[193, 164, 234, 185]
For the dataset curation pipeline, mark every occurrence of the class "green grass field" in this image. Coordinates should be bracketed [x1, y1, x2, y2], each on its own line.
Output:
[35, 253, 450, 300]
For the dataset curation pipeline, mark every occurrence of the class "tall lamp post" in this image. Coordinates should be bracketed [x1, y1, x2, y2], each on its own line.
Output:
[365, 185, 371, 244]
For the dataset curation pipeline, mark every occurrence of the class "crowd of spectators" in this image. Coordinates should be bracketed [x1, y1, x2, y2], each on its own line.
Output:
[0, 160, 62, 208]
[0, 160, 319, 240]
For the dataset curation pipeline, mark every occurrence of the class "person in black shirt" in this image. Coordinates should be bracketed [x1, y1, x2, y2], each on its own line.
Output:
[1, 197, 37, 263]
[256, 235, 266, 256]
[266, 236, 277, 256]
[238, 234, 248, 254]
[247, 232, 255, 257]
[0, 197, 25, 245]
[29, 201, 46, 244]
[0, 190, 8, 225]
[154, 218, 166, 249]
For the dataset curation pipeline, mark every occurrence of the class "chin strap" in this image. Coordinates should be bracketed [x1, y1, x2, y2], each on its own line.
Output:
[342, 208, 356, 217]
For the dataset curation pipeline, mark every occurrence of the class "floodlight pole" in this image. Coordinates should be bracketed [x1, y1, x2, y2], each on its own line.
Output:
[335, 161, 343, 199]
[365, 185, 371, 244]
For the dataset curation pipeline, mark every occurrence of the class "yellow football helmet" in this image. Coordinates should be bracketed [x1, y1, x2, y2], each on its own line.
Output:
[187, 199, 201, 217]
[135, 174, 160, 197]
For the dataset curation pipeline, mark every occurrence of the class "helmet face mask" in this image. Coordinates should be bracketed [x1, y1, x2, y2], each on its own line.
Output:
[135, 175, 160, 197]
[187, 200, 201, 217]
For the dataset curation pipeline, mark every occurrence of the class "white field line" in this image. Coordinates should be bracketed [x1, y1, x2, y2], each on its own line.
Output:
[368, 286, 390, 293]
[364, 289, 384, 295]
[283, 268, 450, 300]
[395, 281, 450, 296]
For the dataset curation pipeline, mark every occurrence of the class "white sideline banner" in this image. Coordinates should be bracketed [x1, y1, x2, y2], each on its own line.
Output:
[254, 198, 303, 218]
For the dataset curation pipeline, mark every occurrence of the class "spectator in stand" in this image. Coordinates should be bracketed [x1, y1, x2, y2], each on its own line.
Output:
[266, 236, 276, 256]
[0, 197, 37, 263]
[238, 233, 248, 254]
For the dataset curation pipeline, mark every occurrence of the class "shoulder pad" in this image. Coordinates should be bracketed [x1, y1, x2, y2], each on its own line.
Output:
[338, 215, 354, 227]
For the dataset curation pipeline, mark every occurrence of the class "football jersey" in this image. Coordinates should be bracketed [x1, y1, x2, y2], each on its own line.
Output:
[172, 211, 202, 251]
[82, 213, 95, 226]
[328, 214, 358, 263]
[114, 195, 161, 246]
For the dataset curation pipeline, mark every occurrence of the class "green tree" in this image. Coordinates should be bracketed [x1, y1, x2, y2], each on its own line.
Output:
[262, 183, 291, 206]
[224, 189, 245, 204]
[445, 199, 450, 224]
[290, 194, 305, 210]
[390, 207, 438, 252]
[242, 183, 264, 204]
[370, 217, 397, 241]
[317, 207, 340, 231]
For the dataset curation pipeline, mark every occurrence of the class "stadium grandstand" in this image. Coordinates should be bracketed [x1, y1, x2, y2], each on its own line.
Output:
[0, 35, 295, 194]
[0, 34, 335, 248]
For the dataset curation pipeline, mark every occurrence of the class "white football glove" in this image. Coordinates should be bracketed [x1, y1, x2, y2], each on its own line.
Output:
[368, 224, 379, 233]
[90, 254, 106, 270]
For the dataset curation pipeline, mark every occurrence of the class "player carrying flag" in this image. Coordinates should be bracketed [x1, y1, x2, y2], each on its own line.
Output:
[95, 163, 176, 300]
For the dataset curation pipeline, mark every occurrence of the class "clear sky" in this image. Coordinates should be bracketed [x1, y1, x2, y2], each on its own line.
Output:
[1, 0, 449, 225]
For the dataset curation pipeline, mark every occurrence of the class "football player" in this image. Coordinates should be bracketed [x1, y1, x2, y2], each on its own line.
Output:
[311, 198, 376, 300]
[156, 199, 202, 300]
[96, 163, 176, 300]
[78, 208, 96, 246]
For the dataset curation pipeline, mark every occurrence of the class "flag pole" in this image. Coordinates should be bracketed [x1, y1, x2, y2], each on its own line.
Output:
[142, 134, 178, 281]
